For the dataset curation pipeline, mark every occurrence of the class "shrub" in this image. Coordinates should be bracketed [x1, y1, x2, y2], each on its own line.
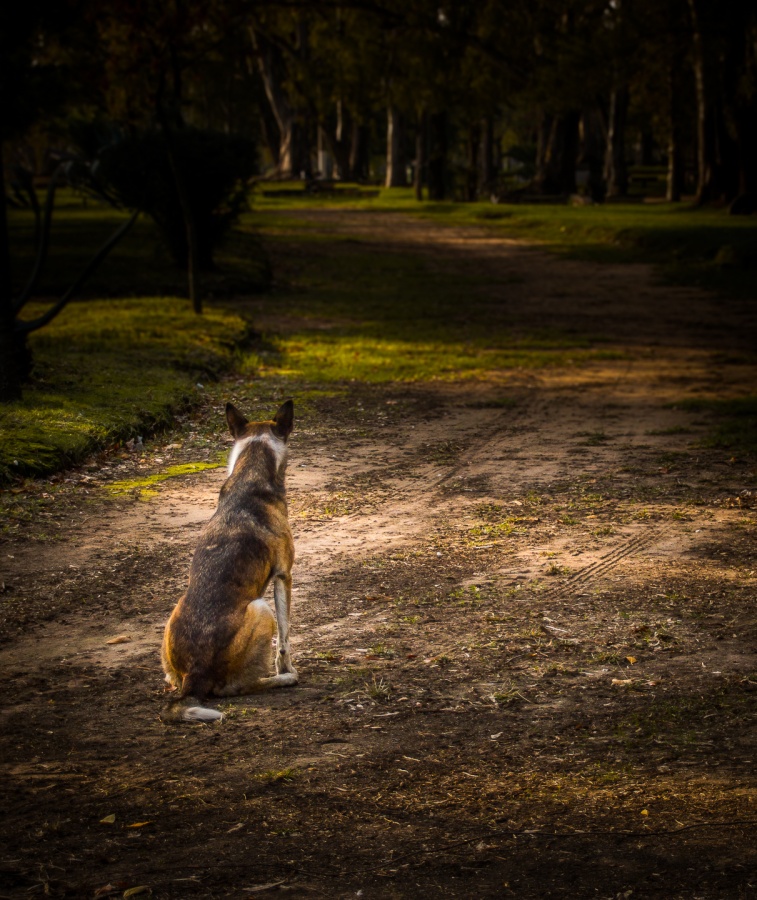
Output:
[87, 126, 258, 270]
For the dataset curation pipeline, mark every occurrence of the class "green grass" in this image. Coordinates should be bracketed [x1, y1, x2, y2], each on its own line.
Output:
[252, 183, 757, 299]
[257, 332, 616, 384]
[2, 191, 268, 484]
[0, 298, 248, 482]
[677, 396, 757, 452]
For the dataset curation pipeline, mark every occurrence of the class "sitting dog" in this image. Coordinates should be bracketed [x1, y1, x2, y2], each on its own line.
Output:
[162, 400, 298, 721]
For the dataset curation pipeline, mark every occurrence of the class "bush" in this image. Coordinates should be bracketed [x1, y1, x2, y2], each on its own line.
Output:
[88, 126, 258, 270]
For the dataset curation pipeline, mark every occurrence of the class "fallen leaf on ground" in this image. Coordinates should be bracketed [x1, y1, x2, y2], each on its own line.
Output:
[126, 822, 152, 828]
[107, 635, 131, 645]
[100, 814, 116, 824]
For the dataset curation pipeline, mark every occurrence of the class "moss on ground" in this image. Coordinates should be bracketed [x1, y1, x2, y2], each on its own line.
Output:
[104, 460, 224, 500]
[0, 298, 250, 482]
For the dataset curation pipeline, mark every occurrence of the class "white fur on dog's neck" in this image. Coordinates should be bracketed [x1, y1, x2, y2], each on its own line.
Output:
[228, 431, 287, 476]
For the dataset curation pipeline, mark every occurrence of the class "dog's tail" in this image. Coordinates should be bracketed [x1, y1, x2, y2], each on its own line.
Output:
[164, 672, 223, 723]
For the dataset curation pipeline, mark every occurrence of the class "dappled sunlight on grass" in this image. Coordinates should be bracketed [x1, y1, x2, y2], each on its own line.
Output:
[243, 203, 627, 384]
[263, 332, 620, 384]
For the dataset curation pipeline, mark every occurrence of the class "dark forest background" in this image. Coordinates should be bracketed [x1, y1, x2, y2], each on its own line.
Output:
[2, 0, 756, 399]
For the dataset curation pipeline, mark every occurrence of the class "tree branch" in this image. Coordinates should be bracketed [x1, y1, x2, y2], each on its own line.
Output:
[16, 210, 140, 335]
[13, 165, 66, 314]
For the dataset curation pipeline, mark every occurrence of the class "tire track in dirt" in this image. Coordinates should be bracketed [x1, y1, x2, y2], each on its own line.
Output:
[537, 527, 667, 603]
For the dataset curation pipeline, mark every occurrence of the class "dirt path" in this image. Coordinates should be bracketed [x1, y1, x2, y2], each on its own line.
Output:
[1, 211, 755, 899]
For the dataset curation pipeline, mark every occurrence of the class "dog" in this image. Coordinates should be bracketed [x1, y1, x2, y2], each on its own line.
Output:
[162, 399, 298, 721]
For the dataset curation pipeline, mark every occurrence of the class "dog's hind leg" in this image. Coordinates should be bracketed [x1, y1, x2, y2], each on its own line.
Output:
[217, 599, 297, 695]
[273, 572, 297, 678]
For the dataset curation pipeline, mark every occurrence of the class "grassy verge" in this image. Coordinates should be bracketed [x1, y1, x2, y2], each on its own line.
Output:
[1, 298, 250, 482]
[253, 184, 757, 299]
[2, 192, 269, 483]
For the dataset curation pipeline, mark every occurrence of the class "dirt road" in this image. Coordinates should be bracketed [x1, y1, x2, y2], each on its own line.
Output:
[1, 211, 755, 898]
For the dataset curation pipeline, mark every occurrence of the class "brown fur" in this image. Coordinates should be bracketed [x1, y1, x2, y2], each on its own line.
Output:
[161, 400, 297, 721]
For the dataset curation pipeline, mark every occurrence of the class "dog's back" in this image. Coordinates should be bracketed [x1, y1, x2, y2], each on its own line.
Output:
[162, 401, 296, 721]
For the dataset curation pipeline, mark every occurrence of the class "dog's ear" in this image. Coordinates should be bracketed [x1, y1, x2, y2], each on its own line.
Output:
[272, 399, 294, 442]
[226, 403, 249, 439]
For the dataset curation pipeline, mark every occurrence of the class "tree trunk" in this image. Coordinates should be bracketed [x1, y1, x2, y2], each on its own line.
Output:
[730, 106, 757, 214]
[534, 111, 555, 193]
[414, 112, 427, 201]
[687, 0, 746, 206]
[635, 131, 654, 166]
[281, 119, 311, 179]
[688, 0, 719, 205]
[349, 121, 370, 182]
[331, 101, 351, 180]
[724, 7, 757, 214]
[321, 121, 351, 181]
[427, 111, 447, 201]
[666, 130, 684, 203]
[666, 63, 685, 202]
[385, 106, 407, 188]
[250, 28, 310, 178]
[604, 87, 629, 197]
[466, 123, 480, 202]
[157, 108, 201, 313]
[535, 111, 579, 195]
[317, 126, 332, 179]
[581, 107, 606, 202]
[0, 148, 24, 401]
[258, 103, 281, 170]
[478, 116, 495, 198]
[559, 111, 580, 195]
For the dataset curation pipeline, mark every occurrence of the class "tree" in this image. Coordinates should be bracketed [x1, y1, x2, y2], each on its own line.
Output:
[88, 0, 264, 309]
[0, 0, 76, 400]
[249, 23, 312, 178]
[74, 126, 257, 273]
[686, 0, 757, 210]
[3, 159, 140, 400]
